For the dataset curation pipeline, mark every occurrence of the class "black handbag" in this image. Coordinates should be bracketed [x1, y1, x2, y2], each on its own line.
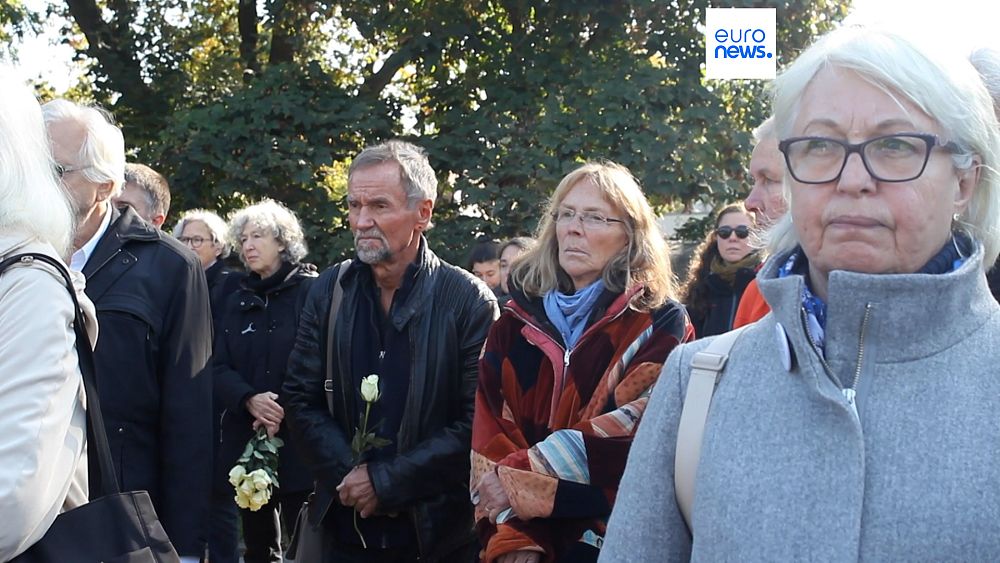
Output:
[4, 253, 179, 563]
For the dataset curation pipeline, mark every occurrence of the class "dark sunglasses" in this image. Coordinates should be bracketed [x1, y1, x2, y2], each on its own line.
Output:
[715, 225, 750, 239]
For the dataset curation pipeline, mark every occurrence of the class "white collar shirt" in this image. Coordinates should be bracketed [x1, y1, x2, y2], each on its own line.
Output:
[69, 205, 113, 272]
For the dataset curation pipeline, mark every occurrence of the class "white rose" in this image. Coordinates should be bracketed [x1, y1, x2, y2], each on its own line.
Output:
[235, 488, 251, 509]
[360, 374, 381, 403]
[228, 465, 247, 487]
[249, 490, 268, 511]
[249, 469, 272, 491]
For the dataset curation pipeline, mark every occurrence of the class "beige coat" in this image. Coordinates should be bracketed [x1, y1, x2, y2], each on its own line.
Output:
[0, 234, 97, 560]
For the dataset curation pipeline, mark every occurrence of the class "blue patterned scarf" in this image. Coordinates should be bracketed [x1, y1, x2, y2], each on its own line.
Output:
[543, 279, 605, 350]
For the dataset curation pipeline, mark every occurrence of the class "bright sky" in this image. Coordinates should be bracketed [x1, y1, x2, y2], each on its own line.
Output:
[8, 0, 1000, 93]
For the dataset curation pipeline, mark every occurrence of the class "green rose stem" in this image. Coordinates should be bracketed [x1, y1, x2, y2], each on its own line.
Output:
[353, 401, 372, 548]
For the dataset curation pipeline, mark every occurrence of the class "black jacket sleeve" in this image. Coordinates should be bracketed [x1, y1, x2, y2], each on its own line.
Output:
[212, 296, 255, 413]
[282, 270, 354, 494]
[157, 259, 213, 556]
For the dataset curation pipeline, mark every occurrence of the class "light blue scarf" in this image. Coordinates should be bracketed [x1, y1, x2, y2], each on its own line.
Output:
[543, 279, 605, 350]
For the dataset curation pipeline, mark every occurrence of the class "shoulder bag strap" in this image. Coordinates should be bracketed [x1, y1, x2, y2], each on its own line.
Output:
[324, 259, 351, 416]
[674, 325, 747, 530]
[0, 253, 120, 498]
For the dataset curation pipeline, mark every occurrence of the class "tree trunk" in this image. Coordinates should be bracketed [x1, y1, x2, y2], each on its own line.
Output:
[238, 0, 260, 74]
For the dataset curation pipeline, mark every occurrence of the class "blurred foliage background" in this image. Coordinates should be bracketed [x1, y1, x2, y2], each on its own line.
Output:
[4, 0, 848, 267]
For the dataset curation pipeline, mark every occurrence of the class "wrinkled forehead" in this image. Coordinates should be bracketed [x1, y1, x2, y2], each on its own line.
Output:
[793, 66, 939, 137]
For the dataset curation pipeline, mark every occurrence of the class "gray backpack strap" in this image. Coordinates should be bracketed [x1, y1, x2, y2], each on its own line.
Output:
[675, 325, 748, 530]
[324, 259, 351, 415]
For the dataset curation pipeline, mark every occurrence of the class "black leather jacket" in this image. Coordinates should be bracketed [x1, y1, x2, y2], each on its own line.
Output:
[283, 239, 498, 559]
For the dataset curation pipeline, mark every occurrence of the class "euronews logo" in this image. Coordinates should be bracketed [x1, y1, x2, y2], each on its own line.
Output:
[705, 8, 776, 79]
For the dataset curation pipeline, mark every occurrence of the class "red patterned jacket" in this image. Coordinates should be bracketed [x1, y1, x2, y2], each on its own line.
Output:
[472, 285, 692, 562]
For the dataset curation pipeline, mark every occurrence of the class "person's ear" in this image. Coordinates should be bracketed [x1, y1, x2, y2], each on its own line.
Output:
[151, 214, 166, 228]
[414, 199, 433, 231]
[97, 180, 116, 202]
[954, 156, 980, 214]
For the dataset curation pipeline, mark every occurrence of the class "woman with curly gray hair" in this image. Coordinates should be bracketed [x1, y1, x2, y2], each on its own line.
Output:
[213, 198, 317, 563]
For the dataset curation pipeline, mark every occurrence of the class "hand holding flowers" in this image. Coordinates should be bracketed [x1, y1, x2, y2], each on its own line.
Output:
[338, 374, 392, 548]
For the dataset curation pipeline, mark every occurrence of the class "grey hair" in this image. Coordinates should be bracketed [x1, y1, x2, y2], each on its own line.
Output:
[348, 139, 438, 206]
[173, 209, 231, 259]
[768, 26, 1000, 266]
[124, 163, 171, 219]
[0, 66, 75, 256]
[41, 99, 126, 198]
[228, 198, 308, 266]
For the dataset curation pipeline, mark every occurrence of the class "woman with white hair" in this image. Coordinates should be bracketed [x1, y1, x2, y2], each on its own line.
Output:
[213, 198, 317, 563]
[0, 66, 97, 559]
[174, 208, 244, 563]
[602, 26, 1000, 561]
[173, 209, 242, 319]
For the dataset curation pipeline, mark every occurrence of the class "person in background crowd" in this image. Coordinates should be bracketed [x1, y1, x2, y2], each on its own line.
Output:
[213, 199, 317, 563]
[283, 140, 498, 562]
[732, 117, 788, 328]
[43, 99, 213, 562]
[173, 209, 244, 322]
[173, 208, 243, 563]
[680, 203, 760, 338]
[113, 162, 171, 228]
[468, 237, 503, 294]
[497, 236, 535, 304]
[969, 47, 1000, 302]
[472, 161, 692, 563]
[603, 25, 1000, 561]
[0, 66, 97, 561]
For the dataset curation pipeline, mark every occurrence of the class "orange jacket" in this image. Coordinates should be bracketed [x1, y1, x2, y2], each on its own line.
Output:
[732, 278, 770, 328]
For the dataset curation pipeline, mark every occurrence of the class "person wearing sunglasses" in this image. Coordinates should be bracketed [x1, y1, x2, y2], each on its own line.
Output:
[679, 203, 760, 338]
[605, 25, 1000, 562]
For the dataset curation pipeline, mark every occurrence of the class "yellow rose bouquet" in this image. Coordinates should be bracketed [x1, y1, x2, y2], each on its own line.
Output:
[229, 427, 284, 511]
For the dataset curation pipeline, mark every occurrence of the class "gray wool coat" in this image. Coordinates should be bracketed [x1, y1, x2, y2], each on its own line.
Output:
[601, 242, 1000, 562]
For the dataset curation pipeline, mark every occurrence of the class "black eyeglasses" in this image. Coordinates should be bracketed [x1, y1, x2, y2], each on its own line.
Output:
[778, 133, 960, 184]
[715, 225, 750, 239]
[178, 236, 209, 248]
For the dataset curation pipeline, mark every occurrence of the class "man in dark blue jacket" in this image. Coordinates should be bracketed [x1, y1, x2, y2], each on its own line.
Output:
[43, 99, 213, 561]
[284, 140, 498, 562]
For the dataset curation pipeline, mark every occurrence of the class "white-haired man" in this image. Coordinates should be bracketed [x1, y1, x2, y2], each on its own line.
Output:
[43, 99, 213, 562]
[734, 116, 788, 328]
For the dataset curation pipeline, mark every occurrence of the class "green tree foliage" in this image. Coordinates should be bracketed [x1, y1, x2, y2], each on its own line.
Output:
[24, 0, 847, 265]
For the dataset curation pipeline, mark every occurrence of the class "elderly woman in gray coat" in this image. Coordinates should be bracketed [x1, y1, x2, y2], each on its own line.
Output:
[602, 26, 1000, 561]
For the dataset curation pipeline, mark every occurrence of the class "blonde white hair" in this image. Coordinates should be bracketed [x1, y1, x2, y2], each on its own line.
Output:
[0, 67, 75, 255]
[768, 26, 1000, 266]
[41, 99, 126, 198]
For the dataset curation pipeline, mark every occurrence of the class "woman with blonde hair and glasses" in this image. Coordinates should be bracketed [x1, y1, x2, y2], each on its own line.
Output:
[471, 161, 692, 563]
